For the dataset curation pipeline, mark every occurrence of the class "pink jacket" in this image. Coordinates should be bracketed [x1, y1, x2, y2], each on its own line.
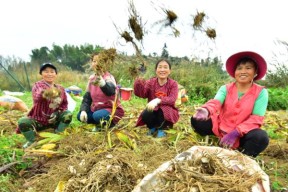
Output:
[88, 72, 124, 124]
[202, 82, 265, 148]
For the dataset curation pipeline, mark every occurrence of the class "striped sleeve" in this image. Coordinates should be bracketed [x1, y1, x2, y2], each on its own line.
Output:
[134, 78, 148, 98]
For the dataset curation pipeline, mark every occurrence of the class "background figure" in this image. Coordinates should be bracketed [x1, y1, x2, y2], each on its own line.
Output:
[191, 51, 269, 157]
[77, 53, 124, 131]
[18, 63, 72, 148]
[134, 59, 179, 138]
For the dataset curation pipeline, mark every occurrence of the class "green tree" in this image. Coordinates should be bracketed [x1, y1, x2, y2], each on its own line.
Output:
[30, 46, 50, 63]
[161, 43, 169, 58]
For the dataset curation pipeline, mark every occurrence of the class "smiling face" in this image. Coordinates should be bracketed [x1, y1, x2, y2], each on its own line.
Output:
[156, 60, 171, 80]
[234, 61, 257, 84]
[41, 67, 57, 84]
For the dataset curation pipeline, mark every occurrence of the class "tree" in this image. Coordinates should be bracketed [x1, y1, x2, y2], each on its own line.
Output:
[161, 43, 169, 58]
[30, 46, 50, 63]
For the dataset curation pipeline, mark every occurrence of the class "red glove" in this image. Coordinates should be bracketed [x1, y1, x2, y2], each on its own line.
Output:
[220, 129, 240, 148]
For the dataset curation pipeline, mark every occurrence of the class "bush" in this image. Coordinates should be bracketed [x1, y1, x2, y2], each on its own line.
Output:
[187, 83, 216, 103]
[265, 62, 288, 88]
[267, 87, 288, 110]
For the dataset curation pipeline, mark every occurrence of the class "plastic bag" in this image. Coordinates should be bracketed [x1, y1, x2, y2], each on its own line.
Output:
[65, 92, 76, 112]
[0, 95, 28, 112]
[133, 146, 270, 192]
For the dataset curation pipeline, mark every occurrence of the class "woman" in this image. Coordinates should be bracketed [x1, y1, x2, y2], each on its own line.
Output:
[134, 59, 179, 138]
[77, 53, 124, 131]
[191, 51, 269, 157]
[18, 63, 72, 148]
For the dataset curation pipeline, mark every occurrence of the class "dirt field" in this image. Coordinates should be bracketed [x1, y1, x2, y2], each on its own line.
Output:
[0, 105, 287, 192]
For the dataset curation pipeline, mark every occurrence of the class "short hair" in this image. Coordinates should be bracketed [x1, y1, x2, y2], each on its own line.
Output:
[235, 57, 258, 72]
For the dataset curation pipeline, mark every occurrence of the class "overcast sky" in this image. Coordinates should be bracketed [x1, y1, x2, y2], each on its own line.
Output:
[1, 0, 288, 66]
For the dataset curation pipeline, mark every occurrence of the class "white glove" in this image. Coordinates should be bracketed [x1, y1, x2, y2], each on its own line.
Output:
[193, 108, 209, 121]
[146, 98, 161, 112]
[80, 111, 87, 122]
[98, 75, 105, 87]
[92, 75, 105, 87]
[48, 112, 59, 124]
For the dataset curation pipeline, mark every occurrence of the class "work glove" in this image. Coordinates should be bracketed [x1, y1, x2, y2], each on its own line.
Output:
[80, 111, 88, 122]
[49, 97, 62, 110]
[92, 75, 105, 87]
[193, 108, 209, 121]
[48, 111, 59, 124]
[42, 87, 61, 100]
[220, 129, 240, 148]
[146, 98, 161, 112]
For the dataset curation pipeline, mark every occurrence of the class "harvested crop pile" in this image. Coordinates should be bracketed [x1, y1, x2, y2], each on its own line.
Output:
[157, 152, 262, 192]
[23, 129, 196, 192]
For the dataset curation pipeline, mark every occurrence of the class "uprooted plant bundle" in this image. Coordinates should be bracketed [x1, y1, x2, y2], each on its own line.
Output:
[42, 87, 61, 100]
[193, 11, 206, 30]
[156, 151, 263, 192]
[205, 28, 216, 39]
[152, 8, 180, 37]
[92, 48, 117, 74]
[128, 0, 144, 41]
[162, 9, 179, 37]
[192, 11, 217, 40]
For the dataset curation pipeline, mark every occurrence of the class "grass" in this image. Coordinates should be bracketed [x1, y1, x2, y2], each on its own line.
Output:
[0, 134, 31, 191]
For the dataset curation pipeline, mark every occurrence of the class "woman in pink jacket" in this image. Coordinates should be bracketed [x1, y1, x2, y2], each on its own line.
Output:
[191, 51, 269, 157]
[77, 53, 124, 131]
[134, 59, 179, 138]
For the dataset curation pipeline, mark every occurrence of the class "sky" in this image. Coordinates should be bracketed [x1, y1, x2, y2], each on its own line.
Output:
[1, 0, 288, 68]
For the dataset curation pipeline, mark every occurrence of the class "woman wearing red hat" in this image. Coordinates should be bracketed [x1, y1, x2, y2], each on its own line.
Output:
[191, 51, 269, 157]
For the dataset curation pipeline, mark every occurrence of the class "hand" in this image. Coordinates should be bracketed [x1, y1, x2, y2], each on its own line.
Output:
[220, 129, 240, 148]
[92, 75, 105, 87]
[48, 111, 59, 124]
[136, 77, 146, 85]
[193, 108, 209, 120]
[146, 98, 161, 112]
[42, 87, 61, 99]
[80, 111, 87, 122]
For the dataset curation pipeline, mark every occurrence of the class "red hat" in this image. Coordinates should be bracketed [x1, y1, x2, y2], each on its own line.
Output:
[226, 51, 267, 80]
